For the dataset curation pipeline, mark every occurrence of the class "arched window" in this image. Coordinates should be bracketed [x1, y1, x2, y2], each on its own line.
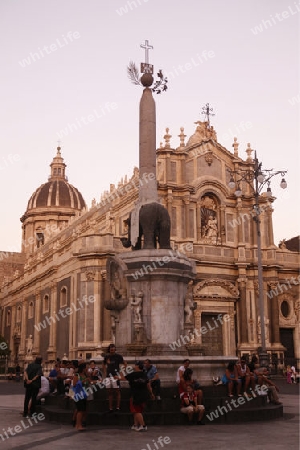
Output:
[6, 310, 11, 326]
[28, 301, 34, 319]
[43, 295, 49, 313]
[16, 306, 22, 323]
[60, 287, 67, 307]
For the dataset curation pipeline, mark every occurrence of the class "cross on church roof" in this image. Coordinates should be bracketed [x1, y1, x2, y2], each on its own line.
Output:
[201, 103, 215, 127]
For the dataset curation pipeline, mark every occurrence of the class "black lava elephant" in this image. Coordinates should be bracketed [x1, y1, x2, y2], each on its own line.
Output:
[121, 202, 171, 250]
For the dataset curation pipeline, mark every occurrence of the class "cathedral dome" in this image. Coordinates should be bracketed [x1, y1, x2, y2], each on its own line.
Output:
[20, 147, 86, 254]
[26, 178, 85, 210]
[23, 147, 86, 214]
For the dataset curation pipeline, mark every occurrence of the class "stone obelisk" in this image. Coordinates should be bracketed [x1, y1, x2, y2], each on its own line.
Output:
[105, 41, 196, 365]
[138, 52, 158, 204]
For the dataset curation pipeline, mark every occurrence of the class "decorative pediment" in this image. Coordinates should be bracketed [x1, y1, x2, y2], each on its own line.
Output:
[193, 279, 239, 299]
[187, 121, 217, 146]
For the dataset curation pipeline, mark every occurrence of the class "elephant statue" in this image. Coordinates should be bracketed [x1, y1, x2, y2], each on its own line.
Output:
[121, 202, 171, 250]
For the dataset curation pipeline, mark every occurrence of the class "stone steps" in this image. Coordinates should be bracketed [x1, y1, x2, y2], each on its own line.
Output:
[41, 385, 283, 425]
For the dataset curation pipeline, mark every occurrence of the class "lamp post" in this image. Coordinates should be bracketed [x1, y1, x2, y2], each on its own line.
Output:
[228, 151, 287, 366]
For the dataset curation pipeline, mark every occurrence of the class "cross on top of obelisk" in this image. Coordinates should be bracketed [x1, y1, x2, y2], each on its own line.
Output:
[140, 39, 154, 74]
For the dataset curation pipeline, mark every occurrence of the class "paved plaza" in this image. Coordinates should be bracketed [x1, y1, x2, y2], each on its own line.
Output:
[0, 380, 298, 450]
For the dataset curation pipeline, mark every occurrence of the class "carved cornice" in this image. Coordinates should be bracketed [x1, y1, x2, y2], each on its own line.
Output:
[193, 279, 239, 298]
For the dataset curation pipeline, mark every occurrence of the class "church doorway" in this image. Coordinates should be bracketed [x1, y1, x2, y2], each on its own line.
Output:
[201, 313, 223, 355]
[280, 328, 295, 365]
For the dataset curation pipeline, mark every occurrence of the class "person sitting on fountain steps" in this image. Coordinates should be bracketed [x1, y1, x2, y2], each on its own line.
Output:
[180, 384, 205, 425]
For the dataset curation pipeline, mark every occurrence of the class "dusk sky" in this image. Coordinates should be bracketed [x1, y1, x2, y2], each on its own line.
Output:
[0, 0, 299, 250]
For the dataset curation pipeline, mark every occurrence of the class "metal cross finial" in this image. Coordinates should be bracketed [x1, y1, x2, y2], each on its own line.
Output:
[201, 103, 215, 127]
[140, 40, 153, 64]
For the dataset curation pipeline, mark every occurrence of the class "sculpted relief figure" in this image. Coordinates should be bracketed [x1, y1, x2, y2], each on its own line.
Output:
[184, 281, 196, 324]
[131, 292, 143, 323]
[206, 215, 218, 239]
[26, 335, 33, 354]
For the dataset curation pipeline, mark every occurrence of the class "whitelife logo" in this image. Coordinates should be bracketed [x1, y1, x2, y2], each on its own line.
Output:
[19, 32, 80, 68]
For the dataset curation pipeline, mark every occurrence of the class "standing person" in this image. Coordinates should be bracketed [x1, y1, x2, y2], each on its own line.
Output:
[23, 356, 43, 418]
[72, 362, 89, 431]
[122, 361, 155, 431]
[102, 344, 126, 412]
[144, 359, 161, 400]
[15, 364, 21, 382]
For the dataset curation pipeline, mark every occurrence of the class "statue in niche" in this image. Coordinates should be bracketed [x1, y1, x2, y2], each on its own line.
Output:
[26, 335, 33, 354]
[205, 215, 218, 239]
[200, 196, 219, 243]
[184, 281, 196, 324]
[131, 292, 143, 323]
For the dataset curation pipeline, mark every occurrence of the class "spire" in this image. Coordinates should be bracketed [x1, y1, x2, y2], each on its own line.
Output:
[49, 146, 67, 180]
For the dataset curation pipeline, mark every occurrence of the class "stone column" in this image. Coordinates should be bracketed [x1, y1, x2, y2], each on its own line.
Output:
[47, 282, 57, 360]
[236, 200, 243, 244]
[220, 205, 226, 243]
[33, 291, 41, 354]
[268, 282, 280, 343]
[101, 271, 113, 343]
[166, 155, 171, 183]
[184, 199, 190, 239]
[266, 206, 274, 247]
[196, 201, 201, 240]
[10, 307, 16, 359]
[19, 302, 28, 358]
[94, 272, 101, 345]
[237, 278, 248, 344]
[166, 190, 173, 218]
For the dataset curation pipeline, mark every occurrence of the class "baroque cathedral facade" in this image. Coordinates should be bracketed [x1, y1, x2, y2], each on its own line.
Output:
[0, 121, 299, 368]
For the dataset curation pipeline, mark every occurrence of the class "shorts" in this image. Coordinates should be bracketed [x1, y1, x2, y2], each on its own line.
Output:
[103, 377, 120, 389]
[181, 405, 204, 414]
[129, 398, 146, 413]
[76, 399, 87, 412]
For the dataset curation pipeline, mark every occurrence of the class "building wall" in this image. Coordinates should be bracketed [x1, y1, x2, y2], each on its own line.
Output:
[0, 124, 299, 367]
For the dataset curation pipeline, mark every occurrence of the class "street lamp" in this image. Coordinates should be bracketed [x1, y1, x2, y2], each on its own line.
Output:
[228, 151, 287, 367]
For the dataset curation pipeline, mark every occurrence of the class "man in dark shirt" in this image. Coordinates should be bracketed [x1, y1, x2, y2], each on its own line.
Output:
[23, 356, 43, 417]
[125, 361, 155, 431]
[102, 344, 126, 412]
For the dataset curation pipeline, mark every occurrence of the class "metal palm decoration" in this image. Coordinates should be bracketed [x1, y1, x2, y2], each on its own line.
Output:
[127, 61, 141, 86]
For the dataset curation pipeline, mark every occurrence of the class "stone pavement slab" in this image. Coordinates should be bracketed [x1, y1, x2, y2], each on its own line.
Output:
[0, 381, 298, 450]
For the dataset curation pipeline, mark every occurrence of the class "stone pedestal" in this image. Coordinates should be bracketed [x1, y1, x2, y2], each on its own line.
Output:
[107, 249, 196, 356]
